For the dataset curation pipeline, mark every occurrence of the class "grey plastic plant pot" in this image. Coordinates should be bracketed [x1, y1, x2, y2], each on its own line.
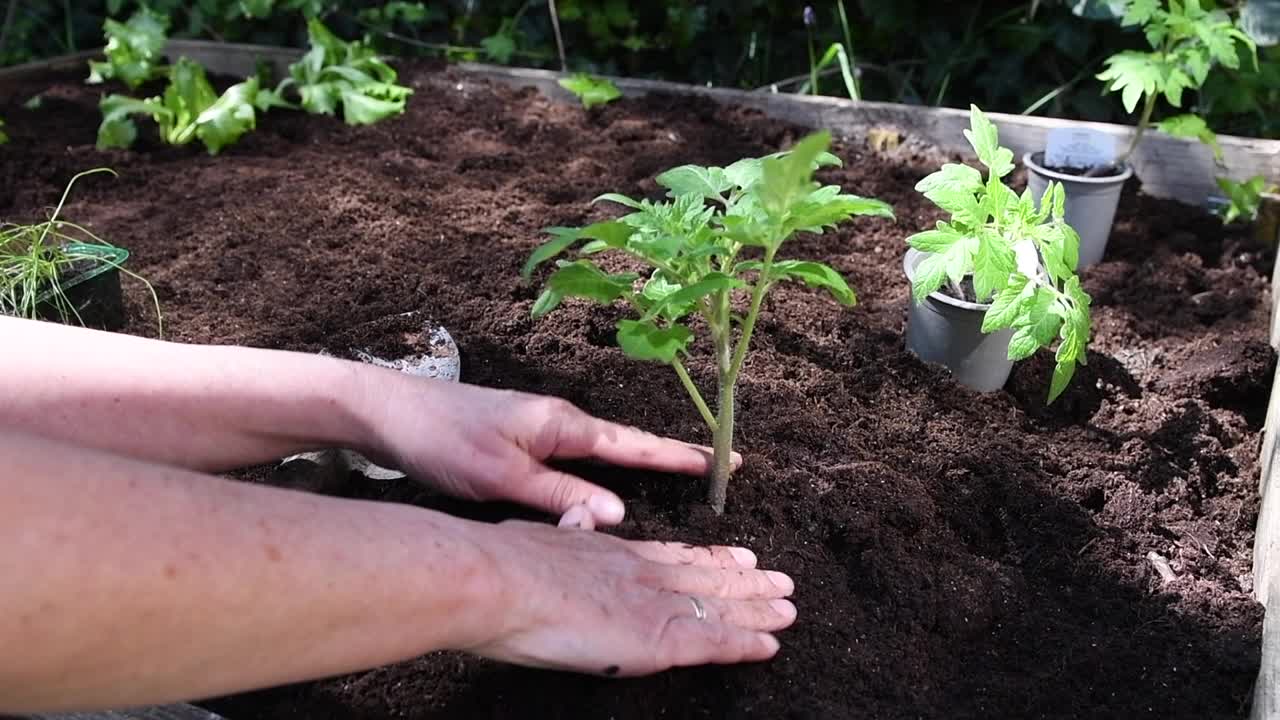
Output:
[902, 248, 1015, 393]
[1024, 151, 1133, 268]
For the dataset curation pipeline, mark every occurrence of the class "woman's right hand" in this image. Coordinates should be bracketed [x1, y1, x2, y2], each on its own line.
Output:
[456, 518, 796, 677]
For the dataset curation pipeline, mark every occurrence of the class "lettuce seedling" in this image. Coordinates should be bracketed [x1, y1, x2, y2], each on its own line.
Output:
[524, 132, 893, 513]
[98, 58, 265, 155]
[1096, 0, 1257, 167]
[269, 19, 413, 126]
[87, 9, 169, 90]
[907, 106, 1092, 403]
[558, 74, 622, 109]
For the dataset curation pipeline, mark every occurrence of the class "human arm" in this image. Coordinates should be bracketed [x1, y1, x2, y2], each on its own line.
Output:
[0, 316, 734, 523]
[0, 432, 793, 713]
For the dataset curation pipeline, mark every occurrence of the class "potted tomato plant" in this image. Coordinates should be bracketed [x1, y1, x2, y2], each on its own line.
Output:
[906, 107, 1092, 402]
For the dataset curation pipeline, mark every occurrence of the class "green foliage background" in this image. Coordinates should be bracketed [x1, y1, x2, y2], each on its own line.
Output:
[2, 0, 1277, 138]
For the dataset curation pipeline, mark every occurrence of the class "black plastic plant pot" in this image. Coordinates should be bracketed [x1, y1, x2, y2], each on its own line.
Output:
[34, 243, 129, 330]
[1024, 152, 1132, 268]
[902, 248, 1015, 393]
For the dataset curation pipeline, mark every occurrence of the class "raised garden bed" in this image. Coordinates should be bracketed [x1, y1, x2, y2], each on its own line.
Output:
[1, 55, 1275, 719]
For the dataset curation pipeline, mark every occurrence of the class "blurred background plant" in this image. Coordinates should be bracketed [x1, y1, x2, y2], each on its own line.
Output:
[0, 0, 1276, 139]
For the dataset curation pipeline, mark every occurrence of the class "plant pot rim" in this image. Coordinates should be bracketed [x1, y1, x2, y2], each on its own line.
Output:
[30, 242, 129, 305]
[902, 248, 992, 312]
[1023, 151, 1133, 185]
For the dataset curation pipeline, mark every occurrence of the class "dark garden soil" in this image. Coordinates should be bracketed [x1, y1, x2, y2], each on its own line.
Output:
[1, 60, 1275, 719]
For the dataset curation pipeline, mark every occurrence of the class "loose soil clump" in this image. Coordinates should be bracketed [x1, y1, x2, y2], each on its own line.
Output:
[0, 61, 1271, 719]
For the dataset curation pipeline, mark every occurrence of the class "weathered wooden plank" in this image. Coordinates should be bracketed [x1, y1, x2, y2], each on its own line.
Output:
[24, 704, 225, 720]
[456, 62, 1280, 208]
[1255, 579, 1280, 720]
[0, 51, 99, 81]
[164, 40, 300, 80]
[8, 41, 1277, 207]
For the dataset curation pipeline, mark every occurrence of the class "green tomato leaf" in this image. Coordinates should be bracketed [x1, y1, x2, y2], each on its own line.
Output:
[593, 192, 642, 209]
[963, 105, 1015, 178]
[915, 163, 984, 197]
[655, 165, 732, 201]
[642, 272, 743, 321]
[1096, 51, 1162, 114]
[1007, 327, 1042, 361]
[580, 220, 635, 247]
[616, 319, 693, 363]
[724, 157, 763, 190]
[759, 131, 830, 218]
[1158, 114, 1222, 162]
[981, 274, 1031, 332]
[546, 261, 636, 304]
[972, 229, 1016, 302]
[769, 260, 857, 306]
[530, 288, 563, 318]
[921, 186, 983, 226]
[1122, 0, 1159, 27]
[786, 193, 895, 235]
[1048, 359, 1077, 403]
[1019, 287, 1065, 346]
[906, 224, 965, 254]
[524, 227, 582, 279]
[480, 33, 517, 64]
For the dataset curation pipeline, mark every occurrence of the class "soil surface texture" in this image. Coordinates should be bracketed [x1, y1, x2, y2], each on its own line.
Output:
[1, 61, 1273, 719]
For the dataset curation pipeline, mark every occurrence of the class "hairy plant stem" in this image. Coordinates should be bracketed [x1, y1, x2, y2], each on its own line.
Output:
[1122, 91, 1158, 165]
[707, 247, 776, 514]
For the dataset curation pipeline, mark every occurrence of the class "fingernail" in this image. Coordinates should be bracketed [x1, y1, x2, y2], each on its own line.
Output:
[728, 547, 757, 567]
[558, 505, 588, 528]
[587, 494, 625, 525]
[759, 634, 780, 654]
[765, 571, 794, 595]
[769, 599, 797, 620]
[730, 451, 744, 469]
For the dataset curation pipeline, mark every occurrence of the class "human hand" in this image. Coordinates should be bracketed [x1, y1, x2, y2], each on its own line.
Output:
[357, 375, 738, 525]
[457, 519, 795, 676]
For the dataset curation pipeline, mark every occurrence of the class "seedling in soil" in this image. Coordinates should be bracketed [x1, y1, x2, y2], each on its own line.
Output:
[0, 118, 7, 145]
[1095, 0, 1257, 171]
[87, 9, 169, 90]
[524, 132, 893, 513]
[1216, 175, 1278, 225]
[98, 57, 267, 155]
[907, 106, 1092, 402]
[268, 18, 414, 126]
[0, 168, 161, 334]
[558, 74, 622, 109]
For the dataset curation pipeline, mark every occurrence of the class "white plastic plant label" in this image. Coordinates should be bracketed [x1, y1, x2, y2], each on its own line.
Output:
[1044, 127, 1117, 170]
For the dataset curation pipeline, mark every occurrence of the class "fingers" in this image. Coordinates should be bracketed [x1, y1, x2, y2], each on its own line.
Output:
[582, 417, 744, 477]
[506, 465, 627, 525]
[558, 504, 597, 530]
[655, 619, 781, 670]
[645, 564, 794, 600]
[699, 597, 797, 632]
[527, 399, 743, 476]
[631, 541, 757, 569]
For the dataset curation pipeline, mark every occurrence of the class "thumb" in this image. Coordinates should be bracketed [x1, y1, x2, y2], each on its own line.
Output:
[511, 465, 626, 525]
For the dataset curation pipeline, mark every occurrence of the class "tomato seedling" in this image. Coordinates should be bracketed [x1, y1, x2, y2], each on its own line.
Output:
[524, 131, 893, 513]
[1096, 0, 1257, 168]
[907, 106, 1092, 402]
